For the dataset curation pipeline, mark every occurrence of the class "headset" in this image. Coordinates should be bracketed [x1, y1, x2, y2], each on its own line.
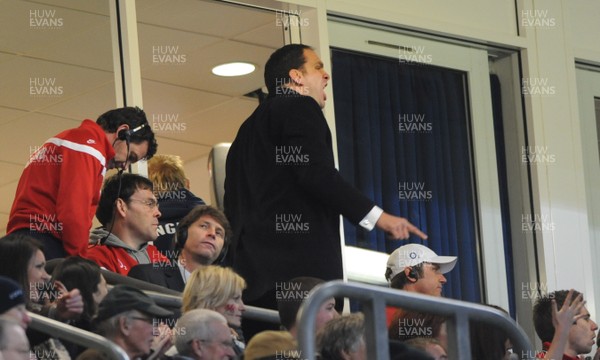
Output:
[407, 267, 420, 282]
[117, 123, 148, 143]
[175, 222, 229, 264]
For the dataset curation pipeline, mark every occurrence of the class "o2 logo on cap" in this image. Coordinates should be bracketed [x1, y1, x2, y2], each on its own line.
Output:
[409, 251, 417, 259]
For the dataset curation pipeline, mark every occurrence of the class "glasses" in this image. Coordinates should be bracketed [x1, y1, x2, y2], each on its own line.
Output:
[129, 198, 159, 210]
[195, 339, 235, 349]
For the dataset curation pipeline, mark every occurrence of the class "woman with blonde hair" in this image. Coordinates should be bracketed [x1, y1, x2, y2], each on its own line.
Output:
[182, 265, 246, 356]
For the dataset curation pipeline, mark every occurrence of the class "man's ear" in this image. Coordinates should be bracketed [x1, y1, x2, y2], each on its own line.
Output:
[340, 349, 354, 360]
[119, 316, 131, 335]
[115, 198, 128, 218]
[288, 69, 302, 85]
[191, 338, 203, 358]
[115, 124, 129, 140]
[405, 267, 418, 283]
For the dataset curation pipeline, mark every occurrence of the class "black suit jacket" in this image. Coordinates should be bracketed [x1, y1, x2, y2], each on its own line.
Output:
[128, 263, 185, 292]
[224, 93, 375, 301]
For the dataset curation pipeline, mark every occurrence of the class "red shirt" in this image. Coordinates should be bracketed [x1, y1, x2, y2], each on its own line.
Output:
[86, 244, 167, 276]
[536, 342, 583, 360]
[7, 120, 115, 256]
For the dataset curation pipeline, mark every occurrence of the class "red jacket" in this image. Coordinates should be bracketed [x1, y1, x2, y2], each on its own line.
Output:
[86, 242, 167, 276]
[7, 120, 115, 256]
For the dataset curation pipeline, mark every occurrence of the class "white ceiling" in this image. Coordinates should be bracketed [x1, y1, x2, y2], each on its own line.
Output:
[0, 0, 284, 235]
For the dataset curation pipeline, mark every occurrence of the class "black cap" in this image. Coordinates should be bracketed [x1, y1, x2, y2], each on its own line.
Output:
[0, 276, 25, 314]
[95, 285, 173, 323]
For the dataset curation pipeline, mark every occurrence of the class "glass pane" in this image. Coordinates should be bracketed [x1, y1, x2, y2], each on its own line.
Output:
[135, 0, 283, 203]
[0, 0, 117, 235]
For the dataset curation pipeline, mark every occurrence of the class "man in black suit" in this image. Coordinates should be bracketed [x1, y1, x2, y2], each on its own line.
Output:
[128, 205, 229, 292]
[224, 44, 427, 338]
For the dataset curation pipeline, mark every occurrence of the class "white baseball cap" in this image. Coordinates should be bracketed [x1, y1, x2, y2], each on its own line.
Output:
[386, 243, 457, 280]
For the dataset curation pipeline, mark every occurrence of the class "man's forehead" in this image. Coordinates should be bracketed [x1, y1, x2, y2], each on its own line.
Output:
[303, 48, 322, 63]
[134, 187, 155, 198]
[196, 215, 224, 229]
[578, 306, 590, 317]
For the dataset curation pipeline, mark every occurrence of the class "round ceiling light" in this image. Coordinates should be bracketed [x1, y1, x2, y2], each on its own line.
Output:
[212, 62, 256, 77]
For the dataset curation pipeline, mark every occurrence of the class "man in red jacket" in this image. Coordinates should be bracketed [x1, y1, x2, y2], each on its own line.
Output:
[6, 107, 157, 259]
[86, 173, 167, 275]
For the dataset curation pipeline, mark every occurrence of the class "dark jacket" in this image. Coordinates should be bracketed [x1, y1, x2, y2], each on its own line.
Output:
[128, 262, 185, 292]
[154, 188, 205, 254]
[224, 93, 374, 301]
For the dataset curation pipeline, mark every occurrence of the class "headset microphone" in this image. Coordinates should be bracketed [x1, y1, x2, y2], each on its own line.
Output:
[117, 123, 148, 143]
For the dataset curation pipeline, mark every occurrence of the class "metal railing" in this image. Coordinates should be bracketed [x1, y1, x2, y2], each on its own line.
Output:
[29, 313, 129, 360]
[144, 290, 281, 324]
[297, 280, 534, 360]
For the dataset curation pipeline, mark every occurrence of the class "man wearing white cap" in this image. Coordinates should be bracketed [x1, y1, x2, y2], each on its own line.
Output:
[384, 244, 457, 325]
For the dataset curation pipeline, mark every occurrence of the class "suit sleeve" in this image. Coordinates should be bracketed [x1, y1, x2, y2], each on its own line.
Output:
[128, 265, 152, 282]
[281, 97, 375, 224]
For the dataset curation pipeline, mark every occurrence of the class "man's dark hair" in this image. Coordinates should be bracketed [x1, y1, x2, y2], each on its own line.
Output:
[277, 276, 325, 330]
[96, 173, 154, 226]
[533, 289, 582, 343]
[264, 44, 312, 97]
[174, 205, 232, 251]
[386, 263, 425, 290]
[96, 107, 157, 160]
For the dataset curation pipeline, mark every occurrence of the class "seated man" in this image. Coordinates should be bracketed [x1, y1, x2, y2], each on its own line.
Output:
[148, 154, 206, 254]
[317, 313, 431, 360]
[385, 243, 457, 325]
[533, 289, 596, 360]
[77, 285, 173, 360]
[128, 205, 229, 292]
[172, 309, 235, 360]
[86, 173, 167, 275]
[0, 276, 31, 329]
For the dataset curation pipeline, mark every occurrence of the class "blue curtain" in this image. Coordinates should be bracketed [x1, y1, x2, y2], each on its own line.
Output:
[331, 49, 481, 302]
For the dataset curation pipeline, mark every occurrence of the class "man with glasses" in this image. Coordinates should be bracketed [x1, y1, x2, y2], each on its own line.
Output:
[78, 285, 173, 360]
[172, 309, 235, 360]
[6, 107, 157, 260]
[86, 173, 167, 275]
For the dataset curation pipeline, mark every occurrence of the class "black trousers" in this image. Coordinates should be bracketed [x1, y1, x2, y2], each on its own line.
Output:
[11, 228, 67, 260]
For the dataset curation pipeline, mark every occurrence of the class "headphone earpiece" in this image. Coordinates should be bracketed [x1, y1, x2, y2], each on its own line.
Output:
[407, 268, 419, 282]
[117, 129, 129, 141]
[117, 123, 148, 142]
[176, 225, 188, 250]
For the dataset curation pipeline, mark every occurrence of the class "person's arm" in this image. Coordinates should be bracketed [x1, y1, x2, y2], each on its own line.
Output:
[375, 211, 428, 240]
[284, 98, 426, 239]
[544, 289, 585, 360]
[55, 143, 105, 256]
